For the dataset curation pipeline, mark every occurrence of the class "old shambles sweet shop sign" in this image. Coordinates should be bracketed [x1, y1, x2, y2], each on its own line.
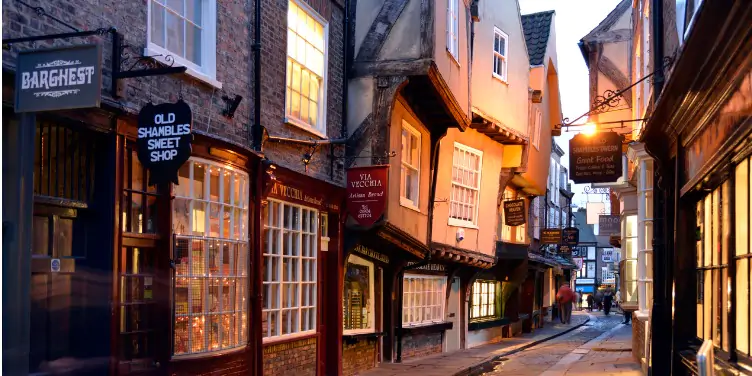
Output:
[346, 165, 388, 227]
[15, 45, 102, 112]
[136, 100, 193, 186]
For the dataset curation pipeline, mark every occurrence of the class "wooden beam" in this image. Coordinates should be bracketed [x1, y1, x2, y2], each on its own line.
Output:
[597, 54, 632, 108]
[351, 58, 432, 78]
[420, 0, 435, 58]
[356, 0, 411, 61]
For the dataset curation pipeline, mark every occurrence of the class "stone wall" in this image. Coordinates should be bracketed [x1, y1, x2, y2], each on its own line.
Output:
[263, 337, 318, 376]
[400, 332, 443, 360]
[632, 313, 647, 367]
[342, 338, 377, 376]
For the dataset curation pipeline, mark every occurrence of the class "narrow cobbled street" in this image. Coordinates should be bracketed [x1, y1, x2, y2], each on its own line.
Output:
[480, 311, 640, 376]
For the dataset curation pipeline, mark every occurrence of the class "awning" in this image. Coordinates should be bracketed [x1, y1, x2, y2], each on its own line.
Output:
[496, 241, 529, 260]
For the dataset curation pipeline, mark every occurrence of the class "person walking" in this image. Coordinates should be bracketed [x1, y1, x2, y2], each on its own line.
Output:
[586, 294, 594, 311]
[556, 283, 575, 324]
[603, 290, 614, 315]
[615, 290, 622, 310]
[578, 290, 584, 310]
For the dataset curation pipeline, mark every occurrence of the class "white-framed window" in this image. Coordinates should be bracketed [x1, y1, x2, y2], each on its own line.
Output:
[470, 280, 498, 321]
[344, 255, 375, 334]
[400, 120, 421, 209]
[446, 0, 459, 62]
[147, 0, 219, 86]
[172, 158, 249, 355]
[532, 109, 542, 150]
[516, 223, 526, 243]
[499, 188, 515, 241]
[402, 274, 446, 326]
[492, 27, 508, 82]
[286, 0, 328, 136]
[262, 199, 318, 340]
[450, 143, 483, 227]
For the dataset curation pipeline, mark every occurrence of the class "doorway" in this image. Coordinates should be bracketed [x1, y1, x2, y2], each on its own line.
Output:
[445, 277, 461, 352]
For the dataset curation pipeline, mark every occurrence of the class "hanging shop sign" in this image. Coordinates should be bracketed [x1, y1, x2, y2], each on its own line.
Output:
[598, 215, 621, 236]
[602, 249, 614, 262]
[558, 245, 571, 254]
[569, 132, 623, 184]
[136, 100, 193, 186]
[346, 165, 388, 227]
[541, 229, 562, 245]
[562, 227, 579, 246]
[573, 257, 584, 270]
[503, 199, 526, 226]
[15, 44, 102, 112]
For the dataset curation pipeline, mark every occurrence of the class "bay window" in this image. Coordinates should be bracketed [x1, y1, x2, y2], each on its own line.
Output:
[623, 215, 638, 304]
[734, 157, 751, 357]
[172, 158, 249, 355]
[344, 255, 375, 333]
[402, 275, 446, 326]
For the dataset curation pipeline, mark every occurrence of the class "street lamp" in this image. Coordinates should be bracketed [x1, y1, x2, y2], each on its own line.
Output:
[582, 122, 597, 136]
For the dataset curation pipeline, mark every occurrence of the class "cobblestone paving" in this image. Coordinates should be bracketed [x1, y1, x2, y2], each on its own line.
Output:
[481, 313, 630, 376]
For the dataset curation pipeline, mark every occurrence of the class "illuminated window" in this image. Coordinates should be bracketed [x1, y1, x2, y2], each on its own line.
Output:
[403, 275, 446, 326]
[446, 0, 459, 62]
[492, 27, 508, 82]
[401, 120, 421, 209]
[734, 157, 751, 357]
[262, 200, 318, 339]
[172, 158, 249, 355]
[623, 215, 638, 304]
[286, 0, 328, 134]
[471, 280, 498, 321]
[344, 255, 375, 333]
[450, 143, 483, 226]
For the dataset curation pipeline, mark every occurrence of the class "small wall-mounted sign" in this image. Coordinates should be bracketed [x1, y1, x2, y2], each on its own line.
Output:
[137, 100, 193, 186]
[503, 199, 526, 226]
[15, 44, 102, 112]
[541, 229, 563, 245]
[50, 258, 61, 273]
[569, 132, 623, 184]
[563, 227, 580, 246]
[346, 165, 388, 227]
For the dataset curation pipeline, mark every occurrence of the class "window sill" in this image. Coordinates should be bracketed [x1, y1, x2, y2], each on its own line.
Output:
[284, 117, 328, 139]
[492, 73, 508, 85]
[468, 317, 509, 331]
[342, 331, 385, 345]
[446, 48, 460, 67]
[399, 321, 453, 335]
[400, 198, 421, 213]
[171, 343, 247, 362]
[144, 47, 223, 89]
[448, 218, 479, 229]
[261, 331, 317, 345]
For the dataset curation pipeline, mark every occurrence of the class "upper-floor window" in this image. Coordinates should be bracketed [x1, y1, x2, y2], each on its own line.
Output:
[148, 0, 218, 84]
[400, 120, 421, 209]
[286, 0, 328, 136]
[446, 0, 460, 62]
[532, 109, 542, 150]
[492, 27, 508, 82]
[450, 143, 483, 227]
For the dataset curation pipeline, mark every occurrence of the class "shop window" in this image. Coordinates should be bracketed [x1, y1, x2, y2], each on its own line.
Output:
[262, 199, 318, 339]
[285, 0, 328, 135]
[400, 120, 421, 209]
[402, 274, 446, 326]
[172, 158, 249, 356]
[735, 157, 751, 357]
[470, 280, 499, 321]
[34, 121, 95, 201]
[623, 215, 638, 303]
[123, 148, 159, 234]
[450, 143, 483, 227]
[696, 181, 730, 352]
[344, 255, 375, 333]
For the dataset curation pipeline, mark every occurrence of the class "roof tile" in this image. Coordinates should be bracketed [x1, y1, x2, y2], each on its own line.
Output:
[521, 10, 554, 66]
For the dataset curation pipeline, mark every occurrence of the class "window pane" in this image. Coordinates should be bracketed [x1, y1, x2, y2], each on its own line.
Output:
[186, 0, 201, 24]
[186, 23, 202, 65]
[166, 10, 185, 58]
[736, 159, 749, 256]
[736, 258, 749, 355]
[151, 2, 166, 48]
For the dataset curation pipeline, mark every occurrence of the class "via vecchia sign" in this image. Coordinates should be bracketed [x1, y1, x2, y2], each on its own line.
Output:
[137, 100, 193, 186]
[346, 165, 388, 227]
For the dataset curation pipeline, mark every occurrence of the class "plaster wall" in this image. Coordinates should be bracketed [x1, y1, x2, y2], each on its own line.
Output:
[434, 0, 471, 120]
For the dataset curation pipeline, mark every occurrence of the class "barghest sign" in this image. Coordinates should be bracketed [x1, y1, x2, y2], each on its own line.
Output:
[137, 100, 193, 186]
[346, 165, 388, 227]
[503, 199, 526, 226]
[15, 44, 102, 112]
[569, 131, 623, 184]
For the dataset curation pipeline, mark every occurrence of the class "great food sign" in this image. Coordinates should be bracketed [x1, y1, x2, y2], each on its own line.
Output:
[15, 45, 102, 112]
[136, 100, 193, 186]
[569, 132, 623, 184]
[346, 166, 388, 227]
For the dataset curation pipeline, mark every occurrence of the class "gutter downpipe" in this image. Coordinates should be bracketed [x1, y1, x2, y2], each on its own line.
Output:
[251, 0, 264, 375]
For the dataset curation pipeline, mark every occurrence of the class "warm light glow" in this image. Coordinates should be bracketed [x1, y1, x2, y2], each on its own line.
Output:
[582, 122, 597, 136]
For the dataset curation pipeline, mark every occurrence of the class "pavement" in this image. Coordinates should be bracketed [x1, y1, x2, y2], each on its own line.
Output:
[360, 311, 590, 376]
[360, 310, 642, 376]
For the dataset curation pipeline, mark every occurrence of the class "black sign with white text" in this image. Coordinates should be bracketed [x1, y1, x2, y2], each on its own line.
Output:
[503, 199, 526, 226]
[137, 100, 193, 186]
[569, 132, 623, 184]
[563, 227, 580, 246]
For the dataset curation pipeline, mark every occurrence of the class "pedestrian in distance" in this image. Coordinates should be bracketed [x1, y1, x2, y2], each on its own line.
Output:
[603, 290, 614, 315]
[578, 290, 584, 310]
[556, 283, 575, 324]
[586, 294, 594, 311]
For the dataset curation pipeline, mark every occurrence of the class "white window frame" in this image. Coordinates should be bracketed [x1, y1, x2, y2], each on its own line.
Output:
[343, 255, 376, 335]
[262, 199, 318, 342]
[532, 109, 542, 150]
[446, 0, 460, 63]
[470, 280, 498, 321]
[400, 120, 421, 211]
[146, 0, 221, 88]
[402, 274, 446, 327]
[492, 27, 508, 82]
[449, 142, 483, 228]
[285, 0, 329, 138]
[172, 157, 249, 356]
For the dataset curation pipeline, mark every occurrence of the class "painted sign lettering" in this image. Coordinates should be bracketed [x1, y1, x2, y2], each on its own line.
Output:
[598, 215, 620, 236]
[503, 199, 526, 226]
[569, 132, 623, 184]
[136, 100, 193, 186]
[541, 229, 562, 245]
[346, 166, 388, 227]
[353, 244, 389, 264]
[563, 227, 580, 246]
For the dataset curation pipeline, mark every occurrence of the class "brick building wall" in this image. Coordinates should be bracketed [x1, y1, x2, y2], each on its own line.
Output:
[263, 337, 317, 376]
[342, 338, 377, 376]
[632, 313, 646, 365]
[170, 350, 248, 376]
[400, 332, 443, 360]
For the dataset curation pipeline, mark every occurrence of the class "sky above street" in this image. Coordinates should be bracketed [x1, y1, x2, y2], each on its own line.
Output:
[519, 0, 622, 210]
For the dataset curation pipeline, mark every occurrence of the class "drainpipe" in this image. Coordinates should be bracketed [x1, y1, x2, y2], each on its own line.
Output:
[341, 0, 350, 139]
[251, 0, 263, 151]
[251, 158, 265, 376]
